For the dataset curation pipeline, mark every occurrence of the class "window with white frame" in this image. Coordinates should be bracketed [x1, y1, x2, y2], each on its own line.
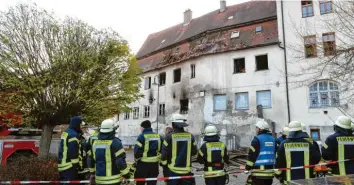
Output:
[144, 106, 150, 118]
[133, 107, 139, 119]
[309, 81, 340, 108]
[256, 90, 272, 108]
[214, 94, 227, 111]
[124, 111, 130, 120]
[235, 92, 249, 110]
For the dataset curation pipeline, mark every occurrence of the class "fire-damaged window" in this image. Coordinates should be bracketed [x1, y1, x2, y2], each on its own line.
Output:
[144, 106, 150, 118]
[191, 64, 196, 78]
[302, 0, 314, 18]
[159, 72, 166, 86]
[309, 80, 339, 108]
[234, 58, 245, 73]
[173, 68, 181, 83]
[159, 103, 165, 116]
[255, 55, 269, 71]
[133, 107, 139, 119]
[323, 33, 335, 56]
[214, 94, 227, 111]
[180, 99, 189, 114]
[304, 35, 317, 58]
[144, 77, 151, 90]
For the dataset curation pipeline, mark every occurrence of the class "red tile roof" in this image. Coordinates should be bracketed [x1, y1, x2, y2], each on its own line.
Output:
[136, 0, 277, 59]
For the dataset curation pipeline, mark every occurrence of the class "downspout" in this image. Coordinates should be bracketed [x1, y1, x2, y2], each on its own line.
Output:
[280, 0, 291, 123]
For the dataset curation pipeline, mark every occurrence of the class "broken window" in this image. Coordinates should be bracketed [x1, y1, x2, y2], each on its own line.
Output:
[144, 106, 150, 118]
[191, 64, 196, 78]
[302, 1, 314, 17]
[255, 55, 269, 71]
[133, 107, 139, 119]
[144, 77, 151, 90]
[159, 103, 165, 116]
[214, 94, 227, 111]
[310, 128, 321, 141]
[180, 99, 189, 114]
[309, 81, 339, 108]
[323, 33, 335, 56]
[233, 58, 246, 73]
[173, 68, 181, 83]
[159, 72, 166, 86]
[124, 111, 130, 120]
[256, 26, 262, 34]
[304, 36, 317, 58]
[256, 90, 272, 108]
[320, 1, 333, 14]
[235, 92, 249, 110]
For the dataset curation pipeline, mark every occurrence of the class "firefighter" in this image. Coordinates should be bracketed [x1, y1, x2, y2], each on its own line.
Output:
[321, 116, 354, 176]
[197, 125, 230, 185]
[276, 127, 289, 147]
[162, 126, 173, 184]
[133, 120, 163, 185]
[161, 114, 198, 185]
[245, 119, 276, 185]
[275, 121, 321, 184]
[87, 127, 99, 174]
[58, 116, 83, 183]
[301, 123, 321, 155]
[89, 119, 131, 185]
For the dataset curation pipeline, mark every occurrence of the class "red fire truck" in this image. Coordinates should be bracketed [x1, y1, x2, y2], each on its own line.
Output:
[0, 124, 61, 165]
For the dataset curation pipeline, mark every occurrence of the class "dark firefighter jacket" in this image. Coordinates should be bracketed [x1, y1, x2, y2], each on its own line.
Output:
[275, 131, 321, 183]
[58, 126, 81, 172]
[86, 131, 99, 173]
[134, 128, 163, 163]
[89, 131, 130, 184]
[302, 132, 321, 156]
[197, 135, 229, 178]
[321, 126, 354, 176]
[161, 128, 198, 174]
[246, 130, 276, 179]
[276, 135, 286, 147]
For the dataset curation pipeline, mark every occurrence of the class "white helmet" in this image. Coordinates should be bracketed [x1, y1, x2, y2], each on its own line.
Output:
[100, 119, 118, 133]
[282, 127, 289, 136]
[335, 116, 352, 129]
[171, 114, 188, 127]
[204, 125, 218, 136]
[255, 119, 269, 130]
[288, 121, 303, 132]
[301, 123, 306, 132]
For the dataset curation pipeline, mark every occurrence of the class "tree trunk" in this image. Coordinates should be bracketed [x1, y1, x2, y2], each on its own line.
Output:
[38, 124, 54, 158]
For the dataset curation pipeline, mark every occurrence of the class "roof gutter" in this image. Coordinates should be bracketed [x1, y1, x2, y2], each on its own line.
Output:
[279, 0, 291, 123]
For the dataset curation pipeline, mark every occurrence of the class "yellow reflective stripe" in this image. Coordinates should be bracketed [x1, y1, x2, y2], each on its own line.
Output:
[141, 133, 161, 162]
[338, 142, 346, 175]
[71, 158, 79, 164]
[249, 146, 255, 152]
[136, 141, 143, 147]
[163, 140, 168, 146]
[252, 172, 274, 177]
[187, 134, 191, 171]
[60, 132, 69, 166]
[106, 145, 112, 177]
[143, 137, 149, 160]
[204, 170, 225, 178]
[121, 166, 130, 175]
[285, 150, 291, 181]
[161, 160, 167, 165]
[68, 137, 79, 143]
[141, 156, 160, 162]
[323, 143, 328, 149]
[206, 143, 212, 172]
[246, 160, 254, 166]
[274, 170, 282, 175]
[115, 148, 125, 157]
[58, 164, 72, 172]
[89, 168, 95, 173]
[96, 174, 122, 184]
[87, 150, 92, 156]
[304, 150, 310, 179]
[199, 150, 204, 157]
[171, 136, 177, 168]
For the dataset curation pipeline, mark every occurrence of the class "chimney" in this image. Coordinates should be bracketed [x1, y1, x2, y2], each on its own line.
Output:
[183, 9, 192, 26]
[220, 0, 226, 13]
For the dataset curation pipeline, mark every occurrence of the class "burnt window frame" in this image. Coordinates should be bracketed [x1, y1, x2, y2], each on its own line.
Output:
[255, 54, 269, 71]
[173, 68, 181, 83]
[159, 72, 166, 86]
[180, 99, 189, 114]
[233, 58, 246, 74]
[190, 64, 196, 78]
[304, 35, 317, 58]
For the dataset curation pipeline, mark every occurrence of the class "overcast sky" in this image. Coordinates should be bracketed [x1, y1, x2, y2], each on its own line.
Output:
[0, 0, 248, 54]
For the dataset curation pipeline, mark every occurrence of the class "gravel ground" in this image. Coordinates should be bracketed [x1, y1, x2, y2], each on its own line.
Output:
[125, 150, 281, 185]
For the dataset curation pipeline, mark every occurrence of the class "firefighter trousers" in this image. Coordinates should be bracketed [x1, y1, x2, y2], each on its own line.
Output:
[167, 169, 195, 185]
[59, 167, 79, 185]
[205, 175, 226, 185]
[134, 161, 159, 185]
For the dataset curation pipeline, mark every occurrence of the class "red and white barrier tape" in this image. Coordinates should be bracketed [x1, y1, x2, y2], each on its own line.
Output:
[1, 159, 353, 184]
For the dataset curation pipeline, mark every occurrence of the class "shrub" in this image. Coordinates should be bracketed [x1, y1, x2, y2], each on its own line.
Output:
[0, 155, 59, 181]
